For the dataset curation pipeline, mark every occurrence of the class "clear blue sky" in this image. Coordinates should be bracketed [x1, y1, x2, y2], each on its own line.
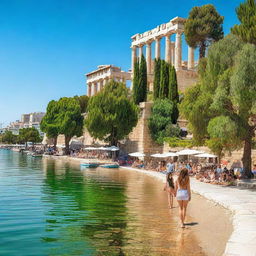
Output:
[0, 0, 242, 125]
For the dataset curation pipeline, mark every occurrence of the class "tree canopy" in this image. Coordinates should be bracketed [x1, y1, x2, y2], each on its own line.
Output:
[85, 80, 138, 146]
[40, 97, 84, 154]
[180, 34, 256, 177]
[74, 95, 89, 113]
[57, 97, 84, 154]
[231, 0, 256, 45]
[40, 100, 59, 149]
[148, 99, 180, 144]
[153, 58, 161, 100]
[184, 4, 224, 58]
[19, 127, 42, 148]
[133, 55, 147, 104]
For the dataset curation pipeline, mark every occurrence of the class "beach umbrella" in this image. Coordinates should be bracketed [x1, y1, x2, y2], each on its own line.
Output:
[195, 153, 217, 158]
[151, 153, 166, 158]
[109, 146, 119, 151]
[84, 147, 96, 150]
[129, 152, 145, 157]
[176, 149, 203, 155]
[163, 152, 178, 157]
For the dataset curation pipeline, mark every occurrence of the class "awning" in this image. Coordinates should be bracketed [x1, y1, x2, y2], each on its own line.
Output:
[176, 149, 203, 155]
[129, 152, 145, 157]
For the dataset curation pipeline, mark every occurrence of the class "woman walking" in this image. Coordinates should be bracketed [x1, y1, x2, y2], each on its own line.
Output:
[164, 172, 175, 208]
[175, 168, 191, 228]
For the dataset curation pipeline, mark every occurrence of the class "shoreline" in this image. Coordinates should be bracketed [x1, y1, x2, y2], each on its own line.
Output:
[119, 166, 256, 256]
[44, 155, 246, 256]
[44, 156, 256, 255]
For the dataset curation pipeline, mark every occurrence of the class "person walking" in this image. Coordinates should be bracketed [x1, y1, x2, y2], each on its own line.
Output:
[166, 159, 175, 174]
[175, 168, 191, 228]
[164, 172, 175, 208]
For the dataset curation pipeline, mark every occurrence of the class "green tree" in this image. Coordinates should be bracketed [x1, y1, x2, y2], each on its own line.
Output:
[85, 80, 138, 146]
[184, 4, 224, 58]
[159, 60, 169, 98]
[19, 127, 41, 148]
[180, 34, 243, 144]
[168, 66, 178, 102]
[153, 58, 161, 99]
[229, 44, 256, 177]
[206, 116, 241, 163]
[40, 100, 59, 149]
[74, 95, 89, 113]
[57, 97, 84, 154]
[148, 99, 179, 144]
[132, 58, 140, 104]
[181, 35, 256, 178]
[138, 55, 147, 103]
[168, 65, 179, 124]
[2, 131, 17, 144]
[231, 0, 256, 45]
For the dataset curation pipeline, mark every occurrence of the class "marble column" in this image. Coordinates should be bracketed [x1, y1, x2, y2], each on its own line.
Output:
[188, 46, 195, 69]
[131, 46, 137, 72]
[146, 42, 152, 73]
[99, 80, 103, 91]
[103, 79, 107, 87]
[171, 43, 175, 65]
[94, 82, 98, 94]
[155, 38, 161, 59]
[175, 32, 182, 70]
[165, 35, 171, 64]
[138, 45, 143, 60]
[87, 83, 91, 97]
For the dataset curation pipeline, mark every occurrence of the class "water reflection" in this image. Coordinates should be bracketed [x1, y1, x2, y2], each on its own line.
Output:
[42, 159, 128, 255]
[0, 150, 205, 256]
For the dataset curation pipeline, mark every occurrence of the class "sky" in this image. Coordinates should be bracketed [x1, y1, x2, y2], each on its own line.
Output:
[0, 0, 242, 126]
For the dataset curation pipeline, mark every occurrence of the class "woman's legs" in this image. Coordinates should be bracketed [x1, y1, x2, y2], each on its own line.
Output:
[167, 193, 173, 208]
[182, 200, 189, 224]
[177, 200, 184, 227]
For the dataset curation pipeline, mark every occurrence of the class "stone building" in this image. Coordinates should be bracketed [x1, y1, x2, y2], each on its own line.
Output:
[130, 16, 198, 91]
[86, 65, 131, 96]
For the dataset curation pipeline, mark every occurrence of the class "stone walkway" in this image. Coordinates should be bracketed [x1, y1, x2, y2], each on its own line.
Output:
[120, 167, 256, 256]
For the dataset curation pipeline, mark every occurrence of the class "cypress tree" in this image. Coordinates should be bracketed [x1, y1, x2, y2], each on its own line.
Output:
[153, 58, 161, 99]
[137, 54, 147, 103]
[168, 65, 179, 102]
[132, 58, 140, 104]
[168, 65, 179, 123]
[159, 60, 169, 98]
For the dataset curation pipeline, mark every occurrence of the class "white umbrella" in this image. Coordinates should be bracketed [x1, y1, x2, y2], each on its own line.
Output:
[163, 152, 178, 157]
[84, 147, 96, 150]
[176, 149, 203, 155]
[195, 153, 217, 158]
[151, 153, 166, 158]
[109, 146, 119, 151]
[129, 152, 145, 157]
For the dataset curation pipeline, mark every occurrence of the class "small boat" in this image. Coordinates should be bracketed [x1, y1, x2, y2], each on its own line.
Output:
[100, 164, 119, 168]
[80, 163, 100, 168]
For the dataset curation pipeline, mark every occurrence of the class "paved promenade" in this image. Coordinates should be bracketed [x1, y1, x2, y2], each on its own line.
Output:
[120, 167, 256, 256]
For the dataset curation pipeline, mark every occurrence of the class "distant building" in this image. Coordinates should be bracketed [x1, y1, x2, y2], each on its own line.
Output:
[5, 112, 45, 137]
[86, 65, 131, 96]
[21, 114, 30, 124]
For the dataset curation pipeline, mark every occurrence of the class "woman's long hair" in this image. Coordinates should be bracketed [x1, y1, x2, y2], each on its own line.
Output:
[167, 173, 174, 188]
[178, 168, 189, 187]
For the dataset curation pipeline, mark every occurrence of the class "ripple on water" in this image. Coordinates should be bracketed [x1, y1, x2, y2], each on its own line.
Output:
[0, 150, 205, 256]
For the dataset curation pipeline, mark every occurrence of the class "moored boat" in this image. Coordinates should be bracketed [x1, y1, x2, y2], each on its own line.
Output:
[100, 163, 119, 168]
[80, 163, 100, 168]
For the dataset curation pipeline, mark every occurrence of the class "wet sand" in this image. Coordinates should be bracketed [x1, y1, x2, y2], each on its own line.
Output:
[46, 156, 233, 256]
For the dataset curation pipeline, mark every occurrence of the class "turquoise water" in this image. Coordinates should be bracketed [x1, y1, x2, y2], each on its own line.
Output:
[0, 149, 204, 256]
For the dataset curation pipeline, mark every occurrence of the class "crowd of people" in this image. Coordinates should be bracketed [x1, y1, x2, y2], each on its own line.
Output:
[129, 158, 256, 185]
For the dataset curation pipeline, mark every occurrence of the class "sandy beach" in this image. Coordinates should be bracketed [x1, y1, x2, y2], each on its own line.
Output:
[45, 155, 234, 256]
